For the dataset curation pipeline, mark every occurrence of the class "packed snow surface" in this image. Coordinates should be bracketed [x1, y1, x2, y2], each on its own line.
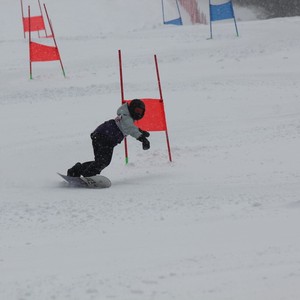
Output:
[0, 0, 300, 299]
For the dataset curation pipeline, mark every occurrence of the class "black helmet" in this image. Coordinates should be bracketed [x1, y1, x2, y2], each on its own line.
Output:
[128, 99, 145, 120]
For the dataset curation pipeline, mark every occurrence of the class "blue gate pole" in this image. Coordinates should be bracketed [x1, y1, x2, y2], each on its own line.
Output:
[209, 0, 213, 38]
[175, 0, 183, 25]
[161, 0, 166, 24]
[230, 1, 239, 36]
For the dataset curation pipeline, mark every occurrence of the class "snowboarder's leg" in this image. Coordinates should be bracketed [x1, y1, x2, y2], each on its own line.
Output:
[81, 141, 114, 177]
[80, 162, 101, 177]
[67, 134, 115, 178]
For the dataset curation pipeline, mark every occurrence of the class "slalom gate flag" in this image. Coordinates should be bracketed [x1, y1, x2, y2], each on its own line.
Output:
[210, 1, 234, 21]
[164, 17, 183, 25]
[28, 4, 66, 78]
[161, 0, 183, 25]
[30, 42, 60, 62]
[118, 50, 172, 163]
[23, 16, 45, 32]
[127, 99, 167, 132]
[209, 0, 239, 38]
[20, 0, 48, 38]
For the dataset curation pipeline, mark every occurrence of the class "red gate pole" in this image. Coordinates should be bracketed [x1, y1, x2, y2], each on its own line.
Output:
[43, 4, 66, 77]
[118, 50, 129, 164]
[154, 54, 172, 162]
[38, 0, 47, 37]
[28, 6, 33, 79]
[20, 0, 26, 38]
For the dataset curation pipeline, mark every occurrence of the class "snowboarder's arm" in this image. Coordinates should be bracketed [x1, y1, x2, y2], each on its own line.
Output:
[116, 114, 141, 139]
[139, 128, 150, 138]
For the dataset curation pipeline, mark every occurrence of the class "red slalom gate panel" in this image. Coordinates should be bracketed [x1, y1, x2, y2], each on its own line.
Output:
[23, 15, 45, 32]
[124, 98, 167, 132]
[30, 42, 60, 62]
[20, 0, 48, 38]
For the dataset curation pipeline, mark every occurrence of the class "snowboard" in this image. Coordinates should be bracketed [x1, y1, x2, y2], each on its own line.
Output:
[57, 173, 111, 188]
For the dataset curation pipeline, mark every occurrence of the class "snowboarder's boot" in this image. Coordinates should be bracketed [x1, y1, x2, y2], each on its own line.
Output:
[67, 162, 82, 177]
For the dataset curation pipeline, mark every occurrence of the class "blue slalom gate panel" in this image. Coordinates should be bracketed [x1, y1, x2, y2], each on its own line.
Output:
[164, 17, 183, 25]
[210, 1, 234, 21]
[209, 0, 239, 38]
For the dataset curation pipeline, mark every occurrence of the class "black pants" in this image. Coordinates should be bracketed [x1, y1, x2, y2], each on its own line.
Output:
[80, 133, 115, 177]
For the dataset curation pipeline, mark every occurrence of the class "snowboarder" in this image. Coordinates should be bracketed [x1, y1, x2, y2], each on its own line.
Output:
[67, 99, 150, 177]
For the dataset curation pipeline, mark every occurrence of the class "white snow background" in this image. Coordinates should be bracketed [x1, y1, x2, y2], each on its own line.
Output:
[1, 0, 300, 299]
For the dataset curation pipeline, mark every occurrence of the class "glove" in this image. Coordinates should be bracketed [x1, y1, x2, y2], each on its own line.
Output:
[137, 135, 150, 150]
[139, 128, 150, 138]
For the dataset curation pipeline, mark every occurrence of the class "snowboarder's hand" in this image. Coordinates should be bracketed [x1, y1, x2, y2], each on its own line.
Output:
[139, 128, 150, 138]
[137, 136, 150, 150]
[142, 138, 150, 150]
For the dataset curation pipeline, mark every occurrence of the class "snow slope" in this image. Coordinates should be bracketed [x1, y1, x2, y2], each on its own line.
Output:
[1, 1, 300, 299]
